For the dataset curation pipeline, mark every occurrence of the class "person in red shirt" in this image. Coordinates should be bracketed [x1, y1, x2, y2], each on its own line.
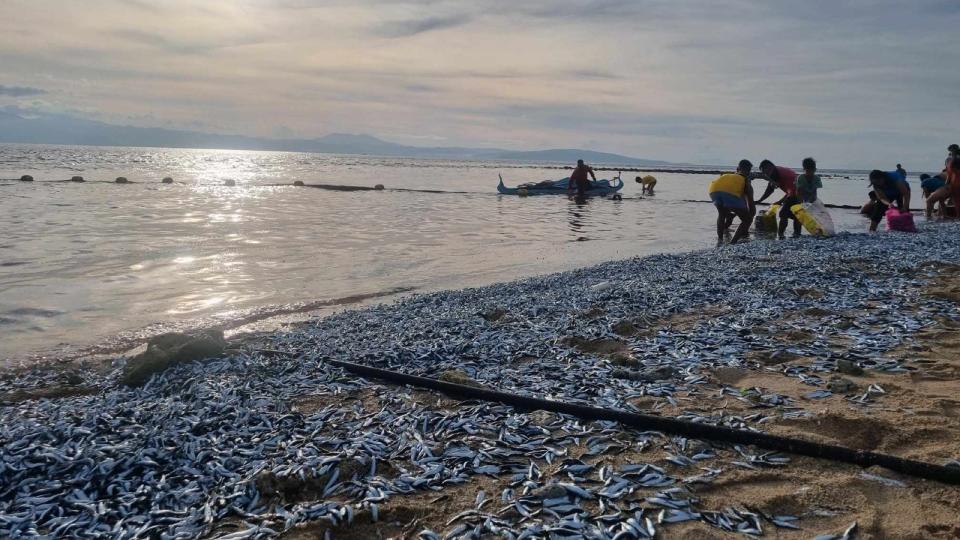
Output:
[756, 159, 802, 239]
[947, 156, 960, 219]
[568, 159, 597, 200]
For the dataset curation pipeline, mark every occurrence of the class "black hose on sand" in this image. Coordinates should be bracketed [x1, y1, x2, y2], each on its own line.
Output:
[324, 358, 960, 486]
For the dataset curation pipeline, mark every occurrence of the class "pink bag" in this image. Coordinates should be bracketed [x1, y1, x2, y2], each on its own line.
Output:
[886, 208, 917, 232]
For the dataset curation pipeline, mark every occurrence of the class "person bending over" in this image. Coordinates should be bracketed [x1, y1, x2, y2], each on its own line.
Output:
[708, 159, 755, 245]
[756, 159, 802, 239]
[921, 172, 949, 219]
[635, 175, 657, 195]
[568, 159, 596, 200]
[868, 169, 911, 231]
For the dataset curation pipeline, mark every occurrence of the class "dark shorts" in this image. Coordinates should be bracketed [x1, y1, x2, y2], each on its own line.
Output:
[870, 195, 903, 222]
[710, 191, 747, 210]
[779, 195, 801, 219]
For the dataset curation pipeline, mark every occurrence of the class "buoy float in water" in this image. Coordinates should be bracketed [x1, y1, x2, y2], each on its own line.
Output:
[293, 180, 305, 186]
[115, 177, 129, 184]
[374, 184, 384, 190]
[19, 175, 33, 182]
[71, 176, 84, 182]
[224, 179, 236, 187]
[161, 177, 173, 184]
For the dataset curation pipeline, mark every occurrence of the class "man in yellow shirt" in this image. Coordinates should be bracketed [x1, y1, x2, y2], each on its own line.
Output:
[635, 175, 657, 195]
[708, 159, 755, 245]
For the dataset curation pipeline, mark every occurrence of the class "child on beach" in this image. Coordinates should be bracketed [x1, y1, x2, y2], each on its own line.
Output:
[708, 160, 755, 245]
[868, 169, 911, 231]
[756, 159, 802, 239]
[796, 157, 822, 203]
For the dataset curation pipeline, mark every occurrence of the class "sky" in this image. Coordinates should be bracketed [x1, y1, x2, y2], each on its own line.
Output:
[0, 0, 958, 168]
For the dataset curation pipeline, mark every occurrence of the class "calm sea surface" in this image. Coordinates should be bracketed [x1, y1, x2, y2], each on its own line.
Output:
[0, 144, 897, 364]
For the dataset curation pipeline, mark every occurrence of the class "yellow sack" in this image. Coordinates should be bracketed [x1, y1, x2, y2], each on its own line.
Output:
[791, 201, 835, 237]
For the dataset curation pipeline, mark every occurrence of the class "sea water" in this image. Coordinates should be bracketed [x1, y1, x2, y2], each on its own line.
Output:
[0, 144, 888, 363]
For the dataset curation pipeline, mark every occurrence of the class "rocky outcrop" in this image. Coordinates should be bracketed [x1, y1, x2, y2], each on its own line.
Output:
[120, 329, 226, 386]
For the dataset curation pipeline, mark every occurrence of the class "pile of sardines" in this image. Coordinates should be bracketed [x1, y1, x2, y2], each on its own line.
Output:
[2, 223, 960, 539]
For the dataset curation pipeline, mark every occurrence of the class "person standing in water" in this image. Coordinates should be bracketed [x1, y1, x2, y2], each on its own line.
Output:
[896, 163, 907, 179]
[868, 169, 911, 231]
[708, 159, 755, 245]
[568, 159, 597, 200]
[756, 159, 802, 239]
[796, 157, 822, 203]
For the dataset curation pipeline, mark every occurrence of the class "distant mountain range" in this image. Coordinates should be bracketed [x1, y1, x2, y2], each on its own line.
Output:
[0, 108, 677, 166]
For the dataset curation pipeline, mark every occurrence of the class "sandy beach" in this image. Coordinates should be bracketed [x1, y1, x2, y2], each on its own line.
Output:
[2, 224, 960, 539]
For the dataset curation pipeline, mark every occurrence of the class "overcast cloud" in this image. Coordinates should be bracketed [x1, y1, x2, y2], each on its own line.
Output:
[0, 0, 957, 168]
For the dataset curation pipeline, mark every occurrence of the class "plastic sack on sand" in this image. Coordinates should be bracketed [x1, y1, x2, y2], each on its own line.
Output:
[886, 208, 917, 233]
[791, 199, 835, 237]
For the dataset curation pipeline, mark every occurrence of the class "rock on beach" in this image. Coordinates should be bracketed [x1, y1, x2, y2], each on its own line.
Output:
[120, 329, 227, 386]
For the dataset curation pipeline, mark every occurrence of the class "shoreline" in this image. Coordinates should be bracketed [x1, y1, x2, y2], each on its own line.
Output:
[0, 286, 417, 373]
[2, 225, 960, 538]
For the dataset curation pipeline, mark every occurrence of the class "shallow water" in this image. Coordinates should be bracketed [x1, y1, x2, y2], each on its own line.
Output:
[0, 144, 895, 363]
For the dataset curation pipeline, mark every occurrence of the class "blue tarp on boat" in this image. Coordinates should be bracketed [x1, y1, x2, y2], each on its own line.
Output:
[497, 174, 624, 196]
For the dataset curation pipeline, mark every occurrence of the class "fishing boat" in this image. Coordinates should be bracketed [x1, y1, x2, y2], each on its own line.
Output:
[497, 173, 624, 196]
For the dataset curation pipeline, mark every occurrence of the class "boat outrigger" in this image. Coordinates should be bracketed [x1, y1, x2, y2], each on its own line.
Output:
[497, 173, 624, 197]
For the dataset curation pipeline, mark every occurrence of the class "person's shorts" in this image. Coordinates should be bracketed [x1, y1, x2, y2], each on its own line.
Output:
[779, 195, 801, 218]
[710, 191, 746, 210]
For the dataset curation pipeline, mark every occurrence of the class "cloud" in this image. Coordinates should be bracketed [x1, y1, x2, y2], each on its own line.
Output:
[0, 85, 46, 97]
[374, 14, 473, 37]
[0, 0, 957, 167]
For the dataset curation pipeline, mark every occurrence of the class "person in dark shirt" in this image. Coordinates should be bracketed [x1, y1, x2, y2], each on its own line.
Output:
[568, 159, 597, 200]
[868, 169, 911, 231]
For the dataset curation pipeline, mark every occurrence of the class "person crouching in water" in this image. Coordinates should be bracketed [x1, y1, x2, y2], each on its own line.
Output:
[568, 159, 596, 201]
[708, 160, 755, 245]
[868, 169, 911, 231]
[756, 159, 802, 239]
